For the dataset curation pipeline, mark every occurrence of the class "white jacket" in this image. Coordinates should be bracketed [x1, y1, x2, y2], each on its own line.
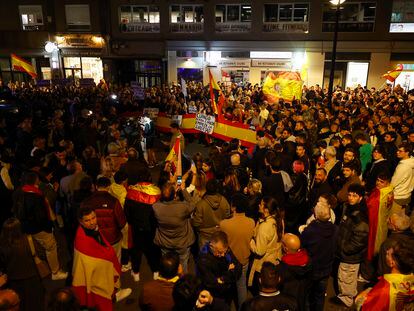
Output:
[391, 157, 414, 200]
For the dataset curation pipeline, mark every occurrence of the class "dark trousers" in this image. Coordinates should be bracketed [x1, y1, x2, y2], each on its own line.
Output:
[309, 276, 329, 311]
[130, 230, 160, 273]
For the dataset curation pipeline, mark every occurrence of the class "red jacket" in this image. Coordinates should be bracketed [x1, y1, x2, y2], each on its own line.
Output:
[81, 191, 126, 245]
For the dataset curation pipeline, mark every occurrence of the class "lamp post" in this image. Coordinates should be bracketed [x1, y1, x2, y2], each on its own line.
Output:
[45, 41, 62, 79]
[327, 0, 346, 105]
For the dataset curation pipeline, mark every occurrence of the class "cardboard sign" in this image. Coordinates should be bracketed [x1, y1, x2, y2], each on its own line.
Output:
[188, 105, 198, 114]
[195, 113, 215, 134]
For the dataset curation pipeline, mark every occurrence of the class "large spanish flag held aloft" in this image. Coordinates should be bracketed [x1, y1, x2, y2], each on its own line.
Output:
[382, 64, 403, 82]
[11, 54, 37, 78]
[262, 71, 303, 103]
[165, 135, 182, 177]
[72, 226, 121, 310]
[208, 69, 220, 115]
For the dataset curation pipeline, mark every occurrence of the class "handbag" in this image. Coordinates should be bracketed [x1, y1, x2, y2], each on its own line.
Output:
[27, 235, 51, 278]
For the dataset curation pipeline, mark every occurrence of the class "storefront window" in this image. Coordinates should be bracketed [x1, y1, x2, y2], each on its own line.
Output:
[345, 62, 369, 88]
[63, 57, 103, 84]
[64, 57, 81, 69]
[390, 0, 414, 33]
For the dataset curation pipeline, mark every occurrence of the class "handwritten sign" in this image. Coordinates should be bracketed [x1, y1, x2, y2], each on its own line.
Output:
[195, 114, 215, 134]
[188, 105, 198, 114]
[130, 81, 145, 100]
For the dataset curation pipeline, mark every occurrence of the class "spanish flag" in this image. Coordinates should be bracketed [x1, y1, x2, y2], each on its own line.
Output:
[165, 135, 182, 177]
[126, 182, 161, 205]
[360, 274, 414, 311]
[11, 54, 37, 78]
[72, 226, 121, 310]
[263, 71, 303, 103]
[382, 64, 403, 82]
[208, 69, 226, 117]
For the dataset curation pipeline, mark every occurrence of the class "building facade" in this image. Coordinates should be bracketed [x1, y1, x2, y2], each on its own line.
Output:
[1, 0, 414, 89]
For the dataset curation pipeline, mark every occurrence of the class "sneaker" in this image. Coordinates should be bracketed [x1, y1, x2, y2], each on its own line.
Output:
[153, 272, 159, 280]
[115, 288, 132, 302]
[357, 274, 370, 283]
[121, 262, 131, 273]
[131, 271, 140, 282]
[51, 270, 68, 281]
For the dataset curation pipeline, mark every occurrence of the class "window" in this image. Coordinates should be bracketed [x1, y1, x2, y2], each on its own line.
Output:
[322, 2, 376, 32]
[215, 4, 252, 23]
[170, 5, 203, 23]
[65, 5, 90, 31]
[119, 5, 160, 32]
[264, 3, 308, 22]
[390, 0, 414, 33]
[19, 5, 43, 30]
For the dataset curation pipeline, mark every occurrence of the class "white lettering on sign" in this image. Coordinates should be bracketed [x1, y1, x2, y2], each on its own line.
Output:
[218, 59, 251, 67]
[195, 113, 215, 134]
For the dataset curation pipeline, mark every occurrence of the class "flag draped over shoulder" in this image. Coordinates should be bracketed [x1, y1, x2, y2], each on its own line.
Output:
[382, 64, 403, 82]
[72, 226, 121, 311]
[165, 136, 182, 177]
[366, 185, 393, 261]
[361, 274, 414, 311]
[11, 54, 37, 78]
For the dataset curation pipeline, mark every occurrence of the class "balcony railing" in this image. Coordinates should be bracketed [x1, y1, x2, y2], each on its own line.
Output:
[170, 22, 203, 33]
[215, 22, 251, 33]
[120, 23, 160, 33]
[263, 22, 309, 33]
[322, 21, 374, 32]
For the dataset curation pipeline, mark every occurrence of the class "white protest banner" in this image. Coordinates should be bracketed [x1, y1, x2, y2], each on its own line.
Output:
[188, 105, 198, 114]
[195, 113, 215, 134]
[143, 108, 159, 119]
[130, 81, 145, 100]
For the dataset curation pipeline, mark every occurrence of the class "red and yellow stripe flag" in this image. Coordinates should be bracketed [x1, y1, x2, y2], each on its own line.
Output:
[382, 64, 403, 82]
[11, 54, 37, 78]
[208, 69, 220, 115]
[165, 135, 182, 177]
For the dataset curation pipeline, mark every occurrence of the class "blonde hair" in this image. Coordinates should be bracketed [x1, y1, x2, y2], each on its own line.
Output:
[248, 179, 262, 194]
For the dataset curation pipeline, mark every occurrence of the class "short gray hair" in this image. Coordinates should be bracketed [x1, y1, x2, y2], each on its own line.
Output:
[325, 146, 337, 157]
[314, 201, 331, 222]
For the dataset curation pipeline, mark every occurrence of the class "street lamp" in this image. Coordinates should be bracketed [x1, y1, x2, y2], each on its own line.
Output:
[44, 41, 62, 79]
[327, 0, 346, 105]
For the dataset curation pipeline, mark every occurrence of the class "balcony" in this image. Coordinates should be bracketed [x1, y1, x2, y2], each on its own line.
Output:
[322, 21, 374, 32]
[120, 23, 160, 33]
[263, 22, 309, 33]
[170, 22, 203, 33]
[215, 22, 251, 33]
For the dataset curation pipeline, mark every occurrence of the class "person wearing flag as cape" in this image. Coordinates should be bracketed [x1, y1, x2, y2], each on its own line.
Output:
[72, 206, 131, 310]
[355, 235, 414, 311]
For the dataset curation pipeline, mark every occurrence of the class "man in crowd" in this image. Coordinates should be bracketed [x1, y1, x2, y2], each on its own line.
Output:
[364, 145, 390, 193]
[241, 262, 297, 311]
[220, 193, 255, 308]
[334, 183, 369, 308]
[310, 168, 332, 207]
[301, 200, 338, 311]
[72, 207, 131, 309]
[80, 176, 126, 261]
[337, 163, 361, 205]
[391, 142, 414, 213]
[197, 231, 242, 305]
[139, 252, 181, 311]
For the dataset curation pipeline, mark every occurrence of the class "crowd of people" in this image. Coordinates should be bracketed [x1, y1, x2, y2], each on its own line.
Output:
[0, 77, 413, 311]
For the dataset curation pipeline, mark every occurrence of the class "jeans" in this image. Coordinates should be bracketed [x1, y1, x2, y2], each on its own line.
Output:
[338, 262, 360, 307]
[236, 263, 248, 310]
[161, 247, 191, 273]
[309, 276, 329, 311]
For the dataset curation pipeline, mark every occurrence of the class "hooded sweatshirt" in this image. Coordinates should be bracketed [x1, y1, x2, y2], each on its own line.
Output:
[391, 157, 414, 200]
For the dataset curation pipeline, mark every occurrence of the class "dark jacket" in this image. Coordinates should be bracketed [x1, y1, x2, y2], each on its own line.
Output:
[241, 292, 297, 311]
[337, 202, 369, 264]
[261, 172, 286, 206]
[246, 193, 262, 223]
[124, 183, 160, 234]
[275, 250, 312, 311]
[80, 191, 126, 245]
[12, 187, 52, 234]
[197, 243, 242, 299]
[139, 279, 175, 311]
[301, 220, 338, 279]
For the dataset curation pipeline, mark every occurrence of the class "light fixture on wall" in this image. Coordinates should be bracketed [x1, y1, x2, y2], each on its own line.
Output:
[44, 41, 58, 53]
